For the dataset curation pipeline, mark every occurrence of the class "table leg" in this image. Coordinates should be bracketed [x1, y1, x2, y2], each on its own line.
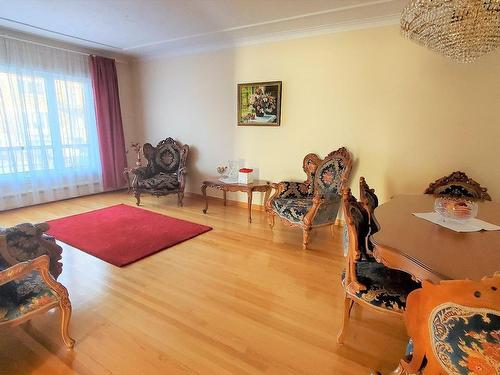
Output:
[247, 190, 253, 223]
[202, 184, 208, 214]
[223, 190, 227, 206]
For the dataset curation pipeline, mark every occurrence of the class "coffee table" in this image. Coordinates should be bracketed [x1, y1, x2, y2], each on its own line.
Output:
[201, 179, 272, 223]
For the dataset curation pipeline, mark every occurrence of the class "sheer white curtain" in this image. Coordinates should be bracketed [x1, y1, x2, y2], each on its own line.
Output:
[0, 37, 102, 211]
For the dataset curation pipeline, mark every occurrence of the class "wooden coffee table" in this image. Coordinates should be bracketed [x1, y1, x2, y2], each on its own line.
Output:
[201, 179, 271, 223]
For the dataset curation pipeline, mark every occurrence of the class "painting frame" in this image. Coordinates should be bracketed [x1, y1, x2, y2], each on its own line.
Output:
[237, 81, 282, 127]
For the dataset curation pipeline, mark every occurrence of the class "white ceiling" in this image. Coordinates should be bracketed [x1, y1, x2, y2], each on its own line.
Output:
[0, 0, 406, 57]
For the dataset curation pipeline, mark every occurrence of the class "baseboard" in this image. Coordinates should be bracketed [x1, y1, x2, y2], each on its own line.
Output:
[185, 191, 344, 226]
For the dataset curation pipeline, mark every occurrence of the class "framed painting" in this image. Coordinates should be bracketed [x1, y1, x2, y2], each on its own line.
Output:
[237, 81, 282, 126]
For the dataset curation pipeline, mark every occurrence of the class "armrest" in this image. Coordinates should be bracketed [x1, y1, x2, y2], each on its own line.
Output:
[0, 255, 50, 286]
[129, 166, 149, 178]
[177, 167, 187, 190]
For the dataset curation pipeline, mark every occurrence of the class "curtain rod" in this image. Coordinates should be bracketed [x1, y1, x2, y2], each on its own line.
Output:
[0, 34, 129, 64]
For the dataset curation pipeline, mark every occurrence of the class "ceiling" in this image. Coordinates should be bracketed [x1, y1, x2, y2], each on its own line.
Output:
[0, 0, 406, 58]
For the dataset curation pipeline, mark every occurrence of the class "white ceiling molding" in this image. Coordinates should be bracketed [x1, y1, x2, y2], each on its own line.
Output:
[0, 0, 406, 58]
[140, 14, 401, 61]
[125, 0, 398, 51]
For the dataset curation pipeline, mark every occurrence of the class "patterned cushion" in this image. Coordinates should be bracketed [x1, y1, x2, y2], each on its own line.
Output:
[435, 184, 476, 199]
[430, 303, 500, 375]
[342, 261, 420, 312]
[314, 157, 346, 198]
[155, 143, 180, 173]
[272, 198, 312, 224]
[277, 182, 312, 199]
[0, 271, 57, 322]
[136, 172, 179, 190]
[312, 197, 341, 225]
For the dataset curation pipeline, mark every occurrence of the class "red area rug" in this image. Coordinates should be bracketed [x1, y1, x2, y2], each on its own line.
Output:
[46, 204, 212, 267]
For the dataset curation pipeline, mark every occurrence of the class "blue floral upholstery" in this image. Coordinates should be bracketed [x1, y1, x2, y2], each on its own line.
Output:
[314, 157, 347, 198]
[342, 261, 421, 312]
[312, 197, 341, 225]
[425, 171, 491, 201]
[0, 270, 57, 323]
[429, 303, 500, 375]
[272, 198, 312, 224]
[276, 182, 312, 199]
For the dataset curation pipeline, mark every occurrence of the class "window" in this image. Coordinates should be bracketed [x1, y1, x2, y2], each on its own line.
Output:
[0, 68, 101, 177]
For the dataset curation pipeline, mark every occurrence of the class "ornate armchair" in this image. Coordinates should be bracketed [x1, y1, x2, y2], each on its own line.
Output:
[425, 171, 491, 201]
[338, 188, 420, 344]
[396, 275, 499, 374]
[0, 223, 74, 349]
[266, 147, 352, 249]
[130, 138, 189, 207]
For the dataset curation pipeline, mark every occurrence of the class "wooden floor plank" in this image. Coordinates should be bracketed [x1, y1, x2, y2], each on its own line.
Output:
[0, 192, 407, 375]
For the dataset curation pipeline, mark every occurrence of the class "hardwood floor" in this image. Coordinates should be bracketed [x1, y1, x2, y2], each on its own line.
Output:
[0, 192, 408, 375]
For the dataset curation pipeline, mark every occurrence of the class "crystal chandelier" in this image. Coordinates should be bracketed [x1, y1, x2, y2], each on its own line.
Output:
[401, 0, 500, 63]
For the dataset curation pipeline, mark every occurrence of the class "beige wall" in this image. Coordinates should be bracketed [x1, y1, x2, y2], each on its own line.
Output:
[134, 25, 500, 204]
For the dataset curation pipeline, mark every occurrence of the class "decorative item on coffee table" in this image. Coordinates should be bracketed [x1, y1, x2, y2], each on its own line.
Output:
[201, 177, 271, 223]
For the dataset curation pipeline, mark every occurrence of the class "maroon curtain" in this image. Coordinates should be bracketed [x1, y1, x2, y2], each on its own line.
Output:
[90, 55, 127, 190]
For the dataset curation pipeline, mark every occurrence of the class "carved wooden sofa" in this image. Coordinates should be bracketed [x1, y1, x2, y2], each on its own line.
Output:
[130, 138, 189, 207]
[266, 147, 352, 249]
[425, 171, 491, 201]
[0, 223, 74, 349]
[338, 187, 420, 344]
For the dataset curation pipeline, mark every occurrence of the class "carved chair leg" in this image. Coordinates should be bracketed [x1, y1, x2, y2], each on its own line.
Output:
[177, 192, 184, 207]
[59, 297, 75, 349]
[337, 294, 354, 344]
[134, 191, 141, 206]
[267, 212, 275, 229]
[302, 226, 311, 250]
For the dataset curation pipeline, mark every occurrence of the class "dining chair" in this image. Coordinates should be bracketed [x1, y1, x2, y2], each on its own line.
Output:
[425, 171, 491, 201]
[359, 176, 379, 254]
[387, 274, 499, 375]
[337, 187, 420, 344]
[266, 147, 352, 249]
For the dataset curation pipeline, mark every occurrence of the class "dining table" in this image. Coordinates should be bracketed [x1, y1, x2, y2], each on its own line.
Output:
[370, 194, 500, 283]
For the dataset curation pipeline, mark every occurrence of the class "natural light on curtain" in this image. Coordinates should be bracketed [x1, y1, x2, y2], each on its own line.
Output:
[0, 37, 102, 210]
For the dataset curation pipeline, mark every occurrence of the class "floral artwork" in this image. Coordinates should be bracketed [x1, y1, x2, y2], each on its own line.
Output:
[238, 81, 281, 126]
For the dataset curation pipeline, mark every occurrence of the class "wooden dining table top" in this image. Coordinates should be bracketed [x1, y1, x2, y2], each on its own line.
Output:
[371, 195, 500, 283]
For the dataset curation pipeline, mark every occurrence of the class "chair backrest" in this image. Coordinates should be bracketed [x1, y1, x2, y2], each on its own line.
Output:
[143, 138, 189, 175]
[425, 171, 491, 201]
[300, 153, 322, 196]
[341, 188, 370, 292]
[359, 177, 379, 243]
[402, 275, 500, 375]
[313, 147, 352, 199]
[0, 223, 63, 279]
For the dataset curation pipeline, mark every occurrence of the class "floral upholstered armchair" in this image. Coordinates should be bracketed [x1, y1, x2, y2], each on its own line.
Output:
[0, 223, 74, 349]
[266, 147, 352, 249]
[130, 138, 189, 207]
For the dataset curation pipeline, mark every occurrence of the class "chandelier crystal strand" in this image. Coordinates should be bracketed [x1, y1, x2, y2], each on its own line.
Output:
[401, 0, 500, 63]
